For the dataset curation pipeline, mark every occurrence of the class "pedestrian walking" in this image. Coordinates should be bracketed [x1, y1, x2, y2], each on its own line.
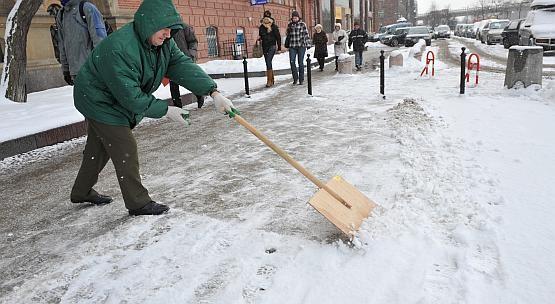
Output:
[332, 23, 348, 71]
[56, 0, 108, 85]
[312, 24, 328, 71]
[70, 0, 236, 216]
[170, 25, 205, 108]
[348, 22, 368, 71]
[285, 11, 310, 85]
[259, 10, 281, 87]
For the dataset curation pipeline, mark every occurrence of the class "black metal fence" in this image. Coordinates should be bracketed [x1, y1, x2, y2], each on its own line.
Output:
[220, 39, 248, 60]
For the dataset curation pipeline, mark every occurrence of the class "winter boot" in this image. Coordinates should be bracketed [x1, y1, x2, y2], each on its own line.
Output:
[128, 201, 169, 216]
[335, 57, 338, 71]
[71, 191, 113, 205]
[196, 95, 204, 108]
[266, 69, 274, 87]
[270, 69, 275, 86]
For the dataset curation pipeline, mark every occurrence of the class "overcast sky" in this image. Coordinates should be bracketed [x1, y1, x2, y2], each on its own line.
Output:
[417, 0, 481, 14]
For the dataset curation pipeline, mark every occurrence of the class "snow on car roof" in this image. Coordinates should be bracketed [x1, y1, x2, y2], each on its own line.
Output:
[531, 0, 555, 8]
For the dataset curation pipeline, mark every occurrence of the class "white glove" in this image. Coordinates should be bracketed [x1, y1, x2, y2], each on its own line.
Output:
[166, 106, 190, 126]
[211, 91, 234, 114]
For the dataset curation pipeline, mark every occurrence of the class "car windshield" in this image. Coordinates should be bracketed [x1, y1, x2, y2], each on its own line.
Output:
[532, 10, 555, 25]
[378, 26, 388, 33]
[490, 21, 509, 29]
[436, 25, 450, 31]
[409, 27, 429, 34]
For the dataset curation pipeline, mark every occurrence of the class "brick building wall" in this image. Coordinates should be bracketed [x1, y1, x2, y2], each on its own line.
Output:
[171, 0, 314, 62]
[374, 0, 400, 29]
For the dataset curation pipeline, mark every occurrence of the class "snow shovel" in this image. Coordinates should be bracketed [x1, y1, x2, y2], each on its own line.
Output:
[228, 109, 378, 237]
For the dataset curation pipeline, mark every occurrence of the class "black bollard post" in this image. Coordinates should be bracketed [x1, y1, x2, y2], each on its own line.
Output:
[380, 50, 385, 98]
[306, 54, 312, 96]
[243, 56, 250, 97]
[460, 47, 466, 95]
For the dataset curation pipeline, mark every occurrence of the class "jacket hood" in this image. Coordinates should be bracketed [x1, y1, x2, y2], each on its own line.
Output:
[335, 23, 342, 30]
[133, 0, 184, 46]
[262, 17, 274, 25]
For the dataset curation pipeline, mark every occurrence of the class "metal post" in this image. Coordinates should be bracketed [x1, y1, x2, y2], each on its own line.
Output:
[380, 50, 385, 98]
[460, 47, 466, 95]
[243, 56, 250, 96]
[306, 54, 312, 96]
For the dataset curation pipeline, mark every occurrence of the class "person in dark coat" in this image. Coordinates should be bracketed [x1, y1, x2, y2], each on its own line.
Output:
[169, 25, 205, 108]
[312, 24, 328, 71]
[259, 10, 281, 87]
[348, 22, 368, 71]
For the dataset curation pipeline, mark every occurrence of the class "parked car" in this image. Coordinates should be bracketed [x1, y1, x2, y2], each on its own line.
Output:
[376, 22, 412, 43]
[463, 24, 474, 38]
[479, 19, 497, 43]
[405, 26, 432, 46]
[455, 24, 465, 36]
[434, 25, 451, 39]
[475, 19, 491, 41]
[484, 19, 510, 44]
[382, 27, 410, 47]
[370, 26, 388, 42]
[519, 1, 555, 51]
[502, 19, 524, 48]
[470, 21, 481, 39]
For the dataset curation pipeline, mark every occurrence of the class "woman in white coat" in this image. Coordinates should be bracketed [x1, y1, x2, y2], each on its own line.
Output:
[332, 23, 348, 71]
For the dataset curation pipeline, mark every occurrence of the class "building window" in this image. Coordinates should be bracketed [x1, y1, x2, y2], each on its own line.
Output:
[206, 26, 219, 57]
[378, 10, 384, 18]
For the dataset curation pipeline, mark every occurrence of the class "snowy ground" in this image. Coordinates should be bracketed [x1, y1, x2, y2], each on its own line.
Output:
[1, 43, 555, 303]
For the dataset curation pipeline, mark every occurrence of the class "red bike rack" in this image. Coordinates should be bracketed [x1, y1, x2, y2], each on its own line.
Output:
[465, 53, 480, 86]
[420, 51, 435, 77]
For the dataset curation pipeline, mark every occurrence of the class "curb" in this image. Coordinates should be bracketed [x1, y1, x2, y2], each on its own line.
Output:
[0, 55, 342, 160]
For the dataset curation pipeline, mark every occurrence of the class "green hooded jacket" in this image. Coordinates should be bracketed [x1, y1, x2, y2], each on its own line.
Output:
[73, 0, 217, 127]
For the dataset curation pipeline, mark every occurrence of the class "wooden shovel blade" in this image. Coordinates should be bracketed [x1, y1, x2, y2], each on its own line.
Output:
[308, 176, 377, 236]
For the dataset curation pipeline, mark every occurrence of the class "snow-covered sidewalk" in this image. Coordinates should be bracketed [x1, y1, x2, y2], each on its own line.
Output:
[1, 44, 555, 303]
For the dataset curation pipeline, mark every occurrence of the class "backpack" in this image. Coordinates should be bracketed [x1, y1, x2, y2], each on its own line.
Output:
[77, 1, 113, 35]
[59, 1, 113, 35]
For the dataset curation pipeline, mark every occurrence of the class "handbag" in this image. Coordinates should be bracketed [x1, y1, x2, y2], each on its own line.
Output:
[284, 36, 290, 49]
[252, 41, 263, 58]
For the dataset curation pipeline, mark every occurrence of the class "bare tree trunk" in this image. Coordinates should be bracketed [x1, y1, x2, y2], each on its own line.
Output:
[1, 0, 43, 103]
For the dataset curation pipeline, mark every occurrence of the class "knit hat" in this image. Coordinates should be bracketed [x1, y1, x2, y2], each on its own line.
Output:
[315, 24, 323, 30]
[354, 21, 360, 26]
[264, 10, 271, 17]
[291, 11, 300, 18]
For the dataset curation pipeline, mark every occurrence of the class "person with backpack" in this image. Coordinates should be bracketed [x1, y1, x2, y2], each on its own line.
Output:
[69, 0, 236, 216]
[170, 25, 204, 108]
[348, 22, 368, 71]
[285, 11, 309, 85]
[332, 23, 348, 71]
[312, 24, 328, 71]
[259, 10, 281, 87]
[56, 0, 108, 86]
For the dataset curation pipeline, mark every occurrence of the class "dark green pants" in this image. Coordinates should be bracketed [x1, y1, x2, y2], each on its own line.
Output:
[71, 119, 151, 210]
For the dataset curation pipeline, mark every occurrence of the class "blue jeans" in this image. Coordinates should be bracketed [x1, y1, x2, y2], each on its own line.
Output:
[264, 46, 276, 70]
[289, 47, 306, 82]
[355, 51, 363, 66]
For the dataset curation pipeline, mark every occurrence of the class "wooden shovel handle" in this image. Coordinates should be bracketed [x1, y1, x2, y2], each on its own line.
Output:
[233, 114, 352, 209]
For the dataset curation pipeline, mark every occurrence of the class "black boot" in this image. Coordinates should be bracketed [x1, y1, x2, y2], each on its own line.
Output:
[335, 57, 338, 71]
[129, 201, 169, 216]
[71, 191, 113, 205]
[196, 95, 204, 108]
